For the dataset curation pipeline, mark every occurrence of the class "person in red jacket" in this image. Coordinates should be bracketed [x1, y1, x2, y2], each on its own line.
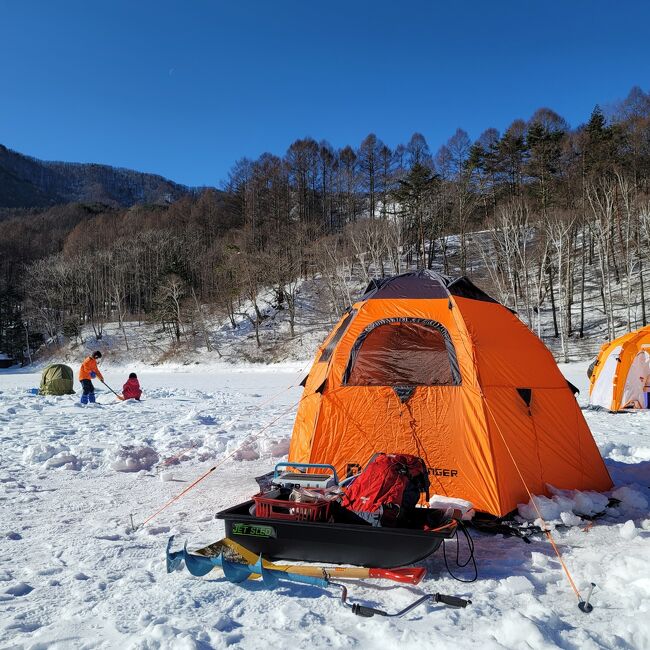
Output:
[121, 372, 142, 401]
[78, 351, 104, 405]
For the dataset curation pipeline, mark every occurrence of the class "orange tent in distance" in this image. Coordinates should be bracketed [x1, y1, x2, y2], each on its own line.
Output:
[589, 325, 650, 412]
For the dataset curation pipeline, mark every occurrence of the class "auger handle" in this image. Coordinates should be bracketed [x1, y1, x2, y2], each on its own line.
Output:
[435, 594, 472, 608]
[282, 571, 330, 588]
[368, 567, 426, 585]
[351, 604, 388, 617]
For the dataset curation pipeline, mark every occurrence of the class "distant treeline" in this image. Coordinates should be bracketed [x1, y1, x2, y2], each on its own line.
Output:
[1, 86, 650, 362]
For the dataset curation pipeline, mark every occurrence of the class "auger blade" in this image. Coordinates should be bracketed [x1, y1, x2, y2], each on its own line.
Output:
[251, 554, 280, 588]
[221, 554, 256, 584]
[166, 537, 184, 573]
[183, 543, 221, 577]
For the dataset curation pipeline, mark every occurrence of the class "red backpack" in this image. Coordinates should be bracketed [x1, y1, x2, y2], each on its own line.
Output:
[343, 453, 430, 521]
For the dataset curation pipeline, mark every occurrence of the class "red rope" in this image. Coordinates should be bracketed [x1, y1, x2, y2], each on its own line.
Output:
[142, 466, 217, 527]
[482, 397, 583, 601]
[446, 296, 584, 602]
[141, 397, 303, 527]
[156, 363, 310, 469]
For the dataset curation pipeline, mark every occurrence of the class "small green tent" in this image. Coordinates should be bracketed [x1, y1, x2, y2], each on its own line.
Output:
[39, 364, 75, 396]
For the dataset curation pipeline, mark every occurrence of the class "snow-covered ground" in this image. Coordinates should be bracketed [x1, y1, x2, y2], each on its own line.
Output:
[0, 362, 648, 649]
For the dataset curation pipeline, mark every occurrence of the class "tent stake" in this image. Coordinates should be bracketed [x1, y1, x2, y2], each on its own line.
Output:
[578, 582, 595, 613]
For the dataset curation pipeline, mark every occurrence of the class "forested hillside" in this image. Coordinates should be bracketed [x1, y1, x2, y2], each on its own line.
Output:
[1, 86, 650, 364]
[0, 144, 193, 210]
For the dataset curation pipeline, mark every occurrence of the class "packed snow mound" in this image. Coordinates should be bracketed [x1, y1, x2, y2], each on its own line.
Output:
[229, 441, 260, 461]
[259, 436, 291, 458]
[110, 445, 159, 472]
[517, 486, 612, 524]
[45, 451, 80, 470]
[22, 443, 62, 464]
[22, 444, 81, 470]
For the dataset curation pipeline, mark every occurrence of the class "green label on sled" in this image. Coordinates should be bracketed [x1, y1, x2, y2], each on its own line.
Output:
[232, 522, 276, 538]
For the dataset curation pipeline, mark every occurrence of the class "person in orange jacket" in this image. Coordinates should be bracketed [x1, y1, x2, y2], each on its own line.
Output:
[79, 351, 104, 404]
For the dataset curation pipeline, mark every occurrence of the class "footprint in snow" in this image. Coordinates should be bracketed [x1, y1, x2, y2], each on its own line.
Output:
[36, 567, 62, 576]
[4, 582, 33, 597]
[146, 526, 171, 535]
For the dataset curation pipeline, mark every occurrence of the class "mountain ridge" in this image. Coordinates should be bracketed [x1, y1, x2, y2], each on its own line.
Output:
[0, 144, 202, 209]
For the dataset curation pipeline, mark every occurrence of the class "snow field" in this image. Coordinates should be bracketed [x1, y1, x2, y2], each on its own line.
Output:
[0, 362, 648, 649]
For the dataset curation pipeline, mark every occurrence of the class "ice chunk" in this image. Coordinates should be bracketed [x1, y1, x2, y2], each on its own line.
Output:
[519, 487, 611, 522]
[497, 575, 535, 595]
[572, 490, 609, 516]
[4, 582, 33, 597]
[226, 439, 260, 461]
[530, 552, 548, 568]
[612, 486, 649, 512]
[560, 511, 583, 527]
[518, 495, 561, 521]
[620, 520, 638, 540]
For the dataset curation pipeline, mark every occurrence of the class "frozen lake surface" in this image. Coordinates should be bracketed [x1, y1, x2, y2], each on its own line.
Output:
[0, 362, 648, 649]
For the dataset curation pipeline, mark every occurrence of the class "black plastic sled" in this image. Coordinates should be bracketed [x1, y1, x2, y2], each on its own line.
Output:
[216, 500, 457, 568]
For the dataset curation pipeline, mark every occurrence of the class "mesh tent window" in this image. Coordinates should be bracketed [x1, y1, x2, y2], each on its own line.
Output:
[343, 318, 461, 386]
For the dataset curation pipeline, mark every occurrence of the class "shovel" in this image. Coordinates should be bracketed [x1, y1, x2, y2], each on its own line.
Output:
[100, 379, 124, 400]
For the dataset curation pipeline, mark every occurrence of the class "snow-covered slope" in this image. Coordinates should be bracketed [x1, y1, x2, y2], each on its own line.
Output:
[0, 362, 648, 649]
[33, 274, 343, 368]
[25, 225, 647, 370]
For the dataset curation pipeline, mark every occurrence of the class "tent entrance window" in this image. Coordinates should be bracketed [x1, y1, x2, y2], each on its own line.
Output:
[343, 318, 461, 386]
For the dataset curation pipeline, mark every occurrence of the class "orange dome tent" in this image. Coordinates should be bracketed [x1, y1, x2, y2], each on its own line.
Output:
[288, 271, 612, 517]
[589, 325, 650, 411]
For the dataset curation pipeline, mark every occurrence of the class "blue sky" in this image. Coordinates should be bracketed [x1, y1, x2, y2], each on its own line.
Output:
[1, 1, 649, 187]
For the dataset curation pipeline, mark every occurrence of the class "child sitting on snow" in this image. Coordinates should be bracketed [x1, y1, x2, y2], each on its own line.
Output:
[121, 373, 142, 401]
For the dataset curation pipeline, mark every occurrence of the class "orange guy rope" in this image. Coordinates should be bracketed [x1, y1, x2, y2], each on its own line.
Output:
[140, 396, 303, 528]
[446, 297, 593, 611]
[482, 397, 593, 611]
[155, 362, 309, 469]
